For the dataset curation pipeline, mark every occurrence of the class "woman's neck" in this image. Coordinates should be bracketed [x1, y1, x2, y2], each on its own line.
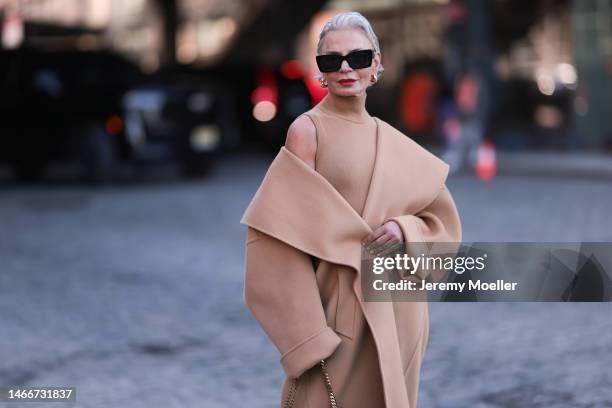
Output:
[319, 91, 371, 123]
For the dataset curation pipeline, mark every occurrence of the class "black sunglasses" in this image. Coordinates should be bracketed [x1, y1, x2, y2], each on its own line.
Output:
[316, 49, 374, 73]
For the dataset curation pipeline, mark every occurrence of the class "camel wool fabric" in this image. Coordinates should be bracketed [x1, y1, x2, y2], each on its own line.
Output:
[240, 110, 462, 408]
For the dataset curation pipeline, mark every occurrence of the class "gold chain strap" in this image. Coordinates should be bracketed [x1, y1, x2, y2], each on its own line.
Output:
[283, 378, 298, 408]
[320, 359, 340, 408]
[283, 359, 341, 408]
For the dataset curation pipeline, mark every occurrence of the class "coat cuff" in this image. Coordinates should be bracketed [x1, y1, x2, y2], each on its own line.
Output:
[280, 326, 342, 379]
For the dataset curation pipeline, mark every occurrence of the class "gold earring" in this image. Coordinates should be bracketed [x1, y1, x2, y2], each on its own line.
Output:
[371, 73, 378, 84]
[319, 78, 328, 88]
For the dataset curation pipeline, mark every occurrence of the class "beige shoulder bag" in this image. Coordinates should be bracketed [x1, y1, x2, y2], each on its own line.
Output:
[283, 359, 340, 408]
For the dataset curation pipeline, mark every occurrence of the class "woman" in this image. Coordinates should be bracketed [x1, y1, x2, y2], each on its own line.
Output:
[240, 11, 462, 408]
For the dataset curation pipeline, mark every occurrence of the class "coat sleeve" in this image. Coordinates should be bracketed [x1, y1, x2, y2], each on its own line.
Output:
[383, 184, 462, 282]
[243, 226, 342, 379]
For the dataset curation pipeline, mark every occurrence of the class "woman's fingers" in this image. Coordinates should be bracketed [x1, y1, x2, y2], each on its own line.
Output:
[367, 233, 389, 254]
[361, 225, 386, 245]
[384, 221, 404, 243]
[362, 222, 405, 257]
[373, 234, 403, 256]
[362, 221, 406, 258]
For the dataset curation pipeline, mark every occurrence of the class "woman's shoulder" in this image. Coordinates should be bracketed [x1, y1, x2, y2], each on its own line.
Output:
[284, 113, 318, 169]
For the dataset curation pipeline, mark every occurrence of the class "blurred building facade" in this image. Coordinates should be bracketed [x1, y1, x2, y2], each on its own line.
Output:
[295, 0, 611, 152]
[573, 0, 612, 150]
[2, 0, 611, 152]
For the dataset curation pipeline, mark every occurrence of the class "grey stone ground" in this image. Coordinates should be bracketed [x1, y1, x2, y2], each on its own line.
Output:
[0, 152, 611, 408]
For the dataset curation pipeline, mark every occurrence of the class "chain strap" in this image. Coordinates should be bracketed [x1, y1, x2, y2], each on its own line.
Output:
[283, 359, 341, 408]
[283, 378, 298, 408]
[320, 359, 340, 408]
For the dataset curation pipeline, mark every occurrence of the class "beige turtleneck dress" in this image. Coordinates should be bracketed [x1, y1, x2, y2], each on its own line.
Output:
[292, 95, 388, 407]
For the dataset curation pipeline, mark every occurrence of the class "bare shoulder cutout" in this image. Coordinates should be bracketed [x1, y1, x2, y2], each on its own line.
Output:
[284, 114, 317, 169]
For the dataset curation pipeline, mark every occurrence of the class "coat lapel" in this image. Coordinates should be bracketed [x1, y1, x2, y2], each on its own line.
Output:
[359, 117, 381, 225]
[362, 117, 451, 225]
[240, 145, 370, 273]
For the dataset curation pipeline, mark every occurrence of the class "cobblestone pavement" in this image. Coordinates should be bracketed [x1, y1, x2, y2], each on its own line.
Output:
[1, 152, 611, 408]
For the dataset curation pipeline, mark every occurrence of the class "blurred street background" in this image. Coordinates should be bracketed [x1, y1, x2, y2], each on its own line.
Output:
[1, 0, 612, 407]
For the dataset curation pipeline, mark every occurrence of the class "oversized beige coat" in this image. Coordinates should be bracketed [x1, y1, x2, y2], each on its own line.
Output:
[240, 117, 462, 408]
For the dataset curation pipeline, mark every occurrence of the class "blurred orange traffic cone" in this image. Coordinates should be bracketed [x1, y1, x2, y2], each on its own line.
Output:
[476, 139, 496, 181]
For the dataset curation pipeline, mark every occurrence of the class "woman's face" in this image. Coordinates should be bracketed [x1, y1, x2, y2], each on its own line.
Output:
[319, 28, 381, 97]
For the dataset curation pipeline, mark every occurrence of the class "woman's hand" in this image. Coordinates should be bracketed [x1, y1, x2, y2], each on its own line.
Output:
[361, 221, 404, 257]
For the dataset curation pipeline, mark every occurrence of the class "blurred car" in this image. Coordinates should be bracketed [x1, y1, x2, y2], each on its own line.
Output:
[0, 47, 142, 182]
[0, 47, 225, 183]
[121, 81, 222, 177]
